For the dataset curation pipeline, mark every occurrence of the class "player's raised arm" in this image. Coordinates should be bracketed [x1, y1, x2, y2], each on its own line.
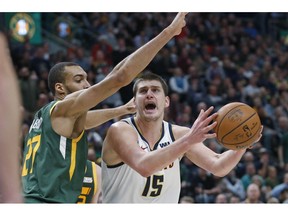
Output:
[60, 12, 188, 117]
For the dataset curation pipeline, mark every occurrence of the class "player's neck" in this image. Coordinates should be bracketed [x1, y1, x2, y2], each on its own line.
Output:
[134, 117, 162, 144]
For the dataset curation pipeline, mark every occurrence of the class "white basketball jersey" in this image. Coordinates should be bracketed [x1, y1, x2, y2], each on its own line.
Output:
[101, 117, 181, 203]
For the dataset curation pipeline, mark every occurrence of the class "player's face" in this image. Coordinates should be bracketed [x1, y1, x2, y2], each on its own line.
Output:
[135, 80, 169, 121]
[63, 66, 91, 94]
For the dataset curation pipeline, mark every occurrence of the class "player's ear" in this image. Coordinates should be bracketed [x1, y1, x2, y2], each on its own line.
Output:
[165, 96, 170, 108]
[55, 83, 66, 98]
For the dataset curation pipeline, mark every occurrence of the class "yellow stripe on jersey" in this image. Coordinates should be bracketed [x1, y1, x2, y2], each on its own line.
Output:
[49, 101, 60, 115]
[69, 130, 85, 180]
[91, 162, 97, 195]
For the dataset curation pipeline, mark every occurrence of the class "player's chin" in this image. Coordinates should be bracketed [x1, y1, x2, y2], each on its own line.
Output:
[144, 108, 158, 115]
[143, 111, 160, 121]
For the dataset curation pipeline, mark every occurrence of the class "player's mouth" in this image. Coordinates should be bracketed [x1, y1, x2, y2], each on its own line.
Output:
[144, 102, 157, 113]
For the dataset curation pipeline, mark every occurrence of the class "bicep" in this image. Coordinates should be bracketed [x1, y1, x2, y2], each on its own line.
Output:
[106, 123, 145, 169]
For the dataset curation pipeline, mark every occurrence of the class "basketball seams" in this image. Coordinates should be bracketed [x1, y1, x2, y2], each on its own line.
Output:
[215, 102, 261, 150]
[220, 112, 258, 144]
[215, 104, 245, 135]
[221, 123, 261, 146]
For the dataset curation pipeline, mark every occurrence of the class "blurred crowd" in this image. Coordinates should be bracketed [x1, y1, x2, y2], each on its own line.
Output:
[5, 12, 288, 203]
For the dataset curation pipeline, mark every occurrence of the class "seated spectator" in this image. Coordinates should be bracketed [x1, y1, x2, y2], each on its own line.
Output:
[229, 195, 241, 203]
[206, 84, 224, 111]
[270, 172, 288, 202]
[205, 57, 226, 84]
[241, 162, 257, 191]
[215, 193, 228, 203]
[194, 167, 221, 203]
[243, 183, 263, 203]
[179, 196, 194, 204]
[220, 168, 246, 201]
[169, 67, 189, 102]
[266, 197, 279, 203]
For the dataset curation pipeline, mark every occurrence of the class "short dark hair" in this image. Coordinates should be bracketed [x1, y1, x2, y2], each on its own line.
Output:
[48, 62, 78, 95]
[133, 72, 168, 96]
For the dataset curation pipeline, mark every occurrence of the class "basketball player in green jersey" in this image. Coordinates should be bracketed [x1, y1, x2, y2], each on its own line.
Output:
[77, 160, 101, 203]
[21, 12, 189, 203]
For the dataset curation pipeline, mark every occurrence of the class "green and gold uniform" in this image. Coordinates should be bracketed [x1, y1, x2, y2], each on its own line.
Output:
[77, 160, 98, 203]
[21, 101, 88, 203]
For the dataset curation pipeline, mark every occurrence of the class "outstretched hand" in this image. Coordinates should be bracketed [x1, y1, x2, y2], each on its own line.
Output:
[124, 98, 136, 115]
[168, 12, 188, 36]
[188, 106, 218, 144]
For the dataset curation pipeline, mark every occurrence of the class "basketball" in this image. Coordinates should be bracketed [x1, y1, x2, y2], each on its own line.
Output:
[214, 102, 261, 150]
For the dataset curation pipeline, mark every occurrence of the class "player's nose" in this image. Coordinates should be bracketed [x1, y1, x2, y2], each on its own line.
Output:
[84, 80, 91, 89]
[146, 89, 154, 97]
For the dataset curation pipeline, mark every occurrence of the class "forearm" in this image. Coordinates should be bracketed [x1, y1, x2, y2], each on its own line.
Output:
[85, 106, 130, 129]
[109, 13, 186, 87]
[212, 149, 246, 177]
[136, 136, 191, 177]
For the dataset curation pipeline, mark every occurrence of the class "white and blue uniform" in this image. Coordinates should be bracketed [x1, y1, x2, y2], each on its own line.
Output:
[101, 116, 181, 203]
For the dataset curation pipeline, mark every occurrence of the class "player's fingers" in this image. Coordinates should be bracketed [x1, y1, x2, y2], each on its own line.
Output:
[205, 121, 217, 131]
[198, 106, 214, 121]
[204, 133, 217, 139]
[202, 112, 218, 127]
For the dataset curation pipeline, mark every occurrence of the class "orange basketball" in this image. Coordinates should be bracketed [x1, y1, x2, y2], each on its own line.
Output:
[214, 102, 261, 150]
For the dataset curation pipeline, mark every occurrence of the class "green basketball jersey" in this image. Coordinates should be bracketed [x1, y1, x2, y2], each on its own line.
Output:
[21, 101, 88, 203]
[77, 160, 98, 203]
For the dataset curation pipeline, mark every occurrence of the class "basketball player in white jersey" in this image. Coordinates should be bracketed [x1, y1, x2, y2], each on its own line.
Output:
[101, 72, 263, 203]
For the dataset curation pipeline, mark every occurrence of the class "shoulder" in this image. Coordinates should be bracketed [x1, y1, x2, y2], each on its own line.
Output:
[171, 123, 190, 140]
[107, 120, 135, 136]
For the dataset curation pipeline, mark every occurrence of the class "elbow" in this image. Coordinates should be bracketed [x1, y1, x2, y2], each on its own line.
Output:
[212, 171, 228, 178]
[134, 163, 154, 178]
[139, 171, 151, 178]
[210, 166, 232, 177]
[113, 65, 133, 88]
[208, 164, 230, 178]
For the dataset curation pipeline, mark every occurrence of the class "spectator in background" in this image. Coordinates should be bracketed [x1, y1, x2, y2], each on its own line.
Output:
[91, 35, 113, 68]
[220, 168, 246, 201]
[278, 116, 288, 172]
[215, 193, 228, 203]
[186, 65, 206, 108]
[194, 167, 222, 203]
[206, 83, 224, 111]
[18, 66, 39, 114]
[255, 147, 275, 179]
[169, 67, 189, 102]
[179, 195, 194, 204]
[229, 195, 241, 203]
[243, 183, 263, 203]
[236, 150, 255, 178]
[270, 172, 288, 202]
[180, 157, 197, 199]
[205, 57, 226, 84]
[241, 162, 257, 191]
[265, 165, 280, 190]
[267, 197, 279, 203]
